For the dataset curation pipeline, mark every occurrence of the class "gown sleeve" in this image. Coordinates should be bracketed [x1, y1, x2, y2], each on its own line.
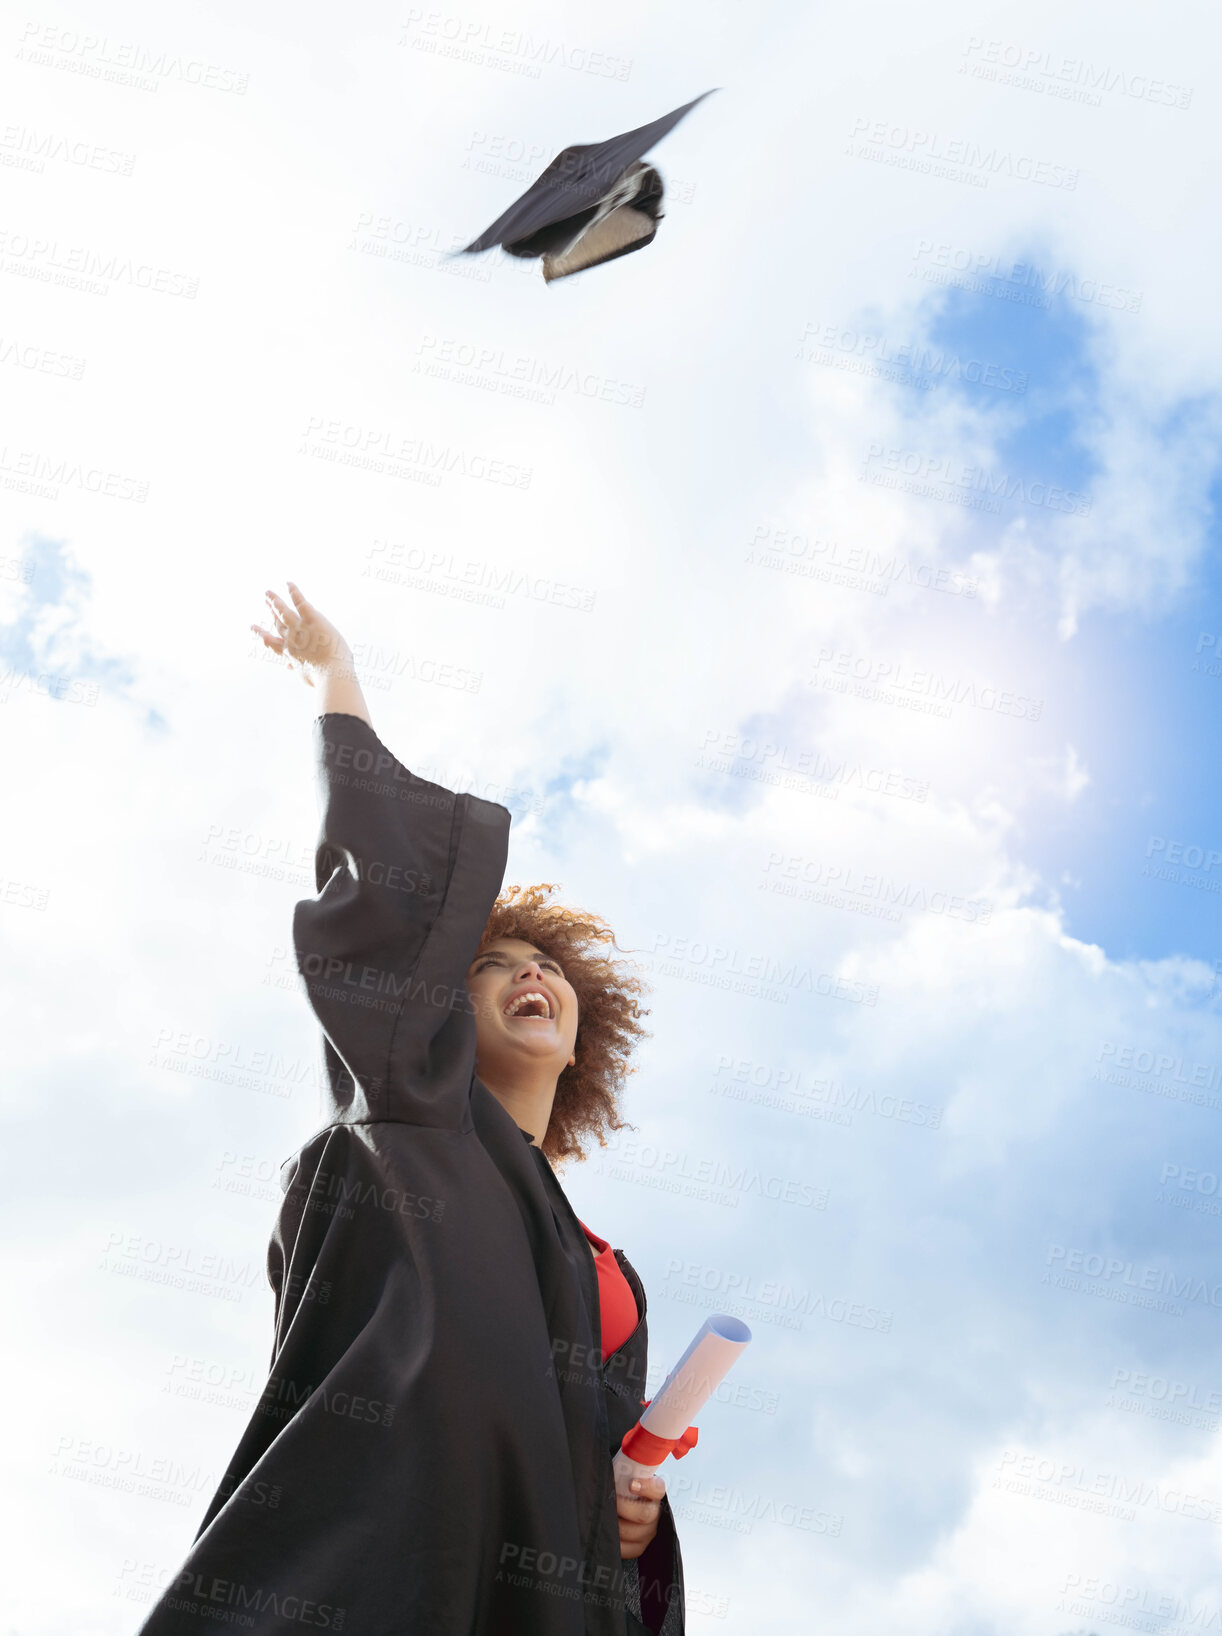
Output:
[637, 1497, 685, 1634]
[292, 711, 510, 1127]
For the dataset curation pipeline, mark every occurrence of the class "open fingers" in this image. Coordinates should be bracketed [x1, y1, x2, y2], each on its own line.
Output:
[251, 623, 285, 654]
[265, 588, 300, 631]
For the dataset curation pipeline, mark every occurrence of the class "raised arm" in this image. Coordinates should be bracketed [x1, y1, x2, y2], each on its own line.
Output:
[254, 581, 511, 1129]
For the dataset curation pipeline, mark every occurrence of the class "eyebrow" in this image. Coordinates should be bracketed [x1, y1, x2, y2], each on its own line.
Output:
[473, 948, 558, 964]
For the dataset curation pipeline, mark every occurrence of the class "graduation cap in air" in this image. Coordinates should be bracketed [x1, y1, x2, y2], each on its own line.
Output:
[462, 90, 716, 282]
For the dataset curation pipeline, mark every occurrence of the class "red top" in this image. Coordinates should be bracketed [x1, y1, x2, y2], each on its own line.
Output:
[580, 1222, 671, 1636]
[578, 1220, 640, 1356]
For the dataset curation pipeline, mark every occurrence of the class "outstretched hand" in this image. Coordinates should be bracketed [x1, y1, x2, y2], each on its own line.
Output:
[251, 581, 352, 688]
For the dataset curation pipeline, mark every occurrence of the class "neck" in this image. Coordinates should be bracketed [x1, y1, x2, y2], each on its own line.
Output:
[478, 1062, 559, 1149]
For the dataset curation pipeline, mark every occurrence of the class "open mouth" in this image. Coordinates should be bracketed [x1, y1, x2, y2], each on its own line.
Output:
[502, 990, 554, 1020]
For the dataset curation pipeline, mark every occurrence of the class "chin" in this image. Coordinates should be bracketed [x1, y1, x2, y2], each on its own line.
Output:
[506, 1034, 565, 1059]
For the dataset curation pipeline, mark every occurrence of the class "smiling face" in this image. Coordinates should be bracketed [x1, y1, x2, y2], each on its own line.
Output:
[467, 936, 580, 1088]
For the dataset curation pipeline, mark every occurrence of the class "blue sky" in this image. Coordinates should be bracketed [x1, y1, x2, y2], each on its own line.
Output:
[4, 3, 1222, 1634]
[1033, 572, 1222, 966]
[898, 274, 1222, 967]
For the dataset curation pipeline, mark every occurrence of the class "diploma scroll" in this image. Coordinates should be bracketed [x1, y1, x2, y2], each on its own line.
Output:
[613, 1313, 751, 1496]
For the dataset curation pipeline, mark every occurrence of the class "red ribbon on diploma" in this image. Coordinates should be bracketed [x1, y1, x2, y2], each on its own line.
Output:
[621, 1399, 700, 1466]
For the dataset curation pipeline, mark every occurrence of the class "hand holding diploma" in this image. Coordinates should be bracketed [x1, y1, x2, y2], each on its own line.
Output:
[614, 1314, 752, 1511]
[617, 1471, 668, 1559]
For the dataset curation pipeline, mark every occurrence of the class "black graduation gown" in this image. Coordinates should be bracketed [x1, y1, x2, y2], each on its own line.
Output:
[137, 711, 685, 1636]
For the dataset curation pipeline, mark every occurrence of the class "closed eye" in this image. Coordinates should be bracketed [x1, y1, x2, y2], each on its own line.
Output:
[472, 954, 564, 977]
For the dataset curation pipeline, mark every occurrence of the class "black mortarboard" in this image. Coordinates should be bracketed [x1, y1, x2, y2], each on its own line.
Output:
[462, 90, 715, 282]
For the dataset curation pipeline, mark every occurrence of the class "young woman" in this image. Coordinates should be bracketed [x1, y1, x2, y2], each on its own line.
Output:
[137, 583, 686, 1635]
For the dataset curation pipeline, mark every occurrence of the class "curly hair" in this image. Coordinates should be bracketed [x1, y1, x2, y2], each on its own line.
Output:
[475, 882, 650, 1168]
